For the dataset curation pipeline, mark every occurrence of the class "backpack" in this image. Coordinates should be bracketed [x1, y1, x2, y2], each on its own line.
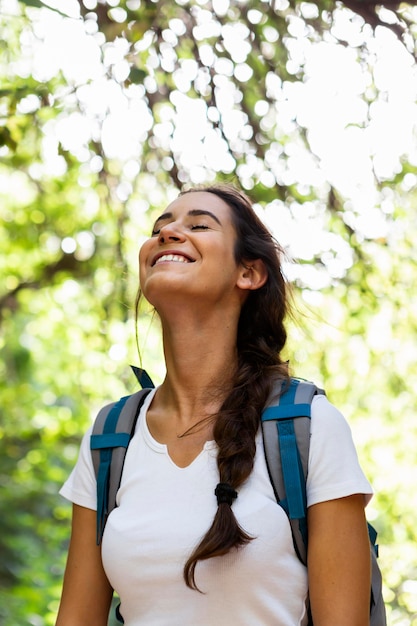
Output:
[90, 368, 386, 626]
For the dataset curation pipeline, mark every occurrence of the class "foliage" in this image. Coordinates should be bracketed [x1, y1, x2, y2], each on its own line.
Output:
[1, 0, 417, 623]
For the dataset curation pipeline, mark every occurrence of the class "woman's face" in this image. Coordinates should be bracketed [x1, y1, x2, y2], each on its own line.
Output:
[139, 191, 245, 312]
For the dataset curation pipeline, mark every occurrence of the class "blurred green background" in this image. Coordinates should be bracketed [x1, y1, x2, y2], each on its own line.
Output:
[1, 1, 417, 624]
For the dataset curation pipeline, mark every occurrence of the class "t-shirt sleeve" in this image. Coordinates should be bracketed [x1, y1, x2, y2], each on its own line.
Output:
[59, 425, 97, 510]
[306, 395, 373, 507]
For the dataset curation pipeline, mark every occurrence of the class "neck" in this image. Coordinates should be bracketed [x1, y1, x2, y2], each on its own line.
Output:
[154, 307, 240, 423]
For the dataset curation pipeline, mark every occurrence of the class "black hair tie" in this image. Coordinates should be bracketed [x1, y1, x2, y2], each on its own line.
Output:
[215, 482, 238, 506]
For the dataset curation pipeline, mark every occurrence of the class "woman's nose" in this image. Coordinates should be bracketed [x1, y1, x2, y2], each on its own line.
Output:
[158, 222, 185, 244]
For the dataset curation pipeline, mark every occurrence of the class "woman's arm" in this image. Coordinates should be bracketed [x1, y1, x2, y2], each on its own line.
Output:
[307, 493, 371, 626]
[56, 504, 114, 626]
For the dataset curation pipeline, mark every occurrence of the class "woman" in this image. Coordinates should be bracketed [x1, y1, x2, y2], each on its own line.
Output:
[57, 184, 372, 625]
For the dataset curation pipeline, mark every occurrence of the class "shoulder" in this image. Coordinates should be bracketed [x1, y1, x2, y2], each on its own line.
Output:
[59, 424, 97, 508]
[310, 393, 353, 436]
[307, 395, 373, 506]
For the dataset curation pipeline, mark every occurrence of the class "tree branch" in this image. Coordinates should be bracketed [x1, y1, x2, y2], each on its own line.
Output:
[0, 253, 93, 322]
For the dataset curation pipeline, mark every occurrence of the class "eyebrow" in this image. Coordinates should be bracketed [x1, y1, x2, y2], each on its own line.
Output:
[153, 209, 222, 227]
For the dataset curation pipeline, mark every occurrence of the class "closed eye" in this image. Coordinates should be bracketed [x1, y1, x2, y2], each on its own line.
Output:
[151, 209, 221, 236]
[151, 224, 209, 236]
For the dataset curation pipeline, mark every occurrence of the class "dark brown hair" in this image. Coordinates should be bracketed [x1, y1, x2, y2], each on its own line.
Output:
[179, 184, 290, 590]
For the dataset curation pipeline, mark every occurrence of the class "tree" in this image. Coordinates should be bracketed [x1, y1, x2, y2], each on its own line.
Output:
[1, 0, 417, 623]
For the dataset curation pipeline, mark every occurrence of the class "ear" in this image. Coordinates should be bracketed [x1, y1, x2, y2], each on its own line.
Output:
[236, 259, 268, 291]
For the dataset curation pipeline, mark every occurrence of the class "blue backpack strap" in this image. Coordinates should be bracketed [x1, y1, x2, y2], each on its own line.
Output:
[91, 372, 155, 545]
[261, 378, 324, 564]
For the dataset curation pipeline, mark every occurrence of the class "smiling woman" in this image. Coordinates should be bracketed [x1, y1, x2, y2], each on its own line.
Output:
[57, 184, 374, 626]
[139, 190, 251, 317]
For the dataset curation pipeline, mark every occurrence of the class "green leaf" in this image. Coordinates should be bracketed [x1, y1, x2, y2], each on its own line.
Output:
[128, 67, 147, 85]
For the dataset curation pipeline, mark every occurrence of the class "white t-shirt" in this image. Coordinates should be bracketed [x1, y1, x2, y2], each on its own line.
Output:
[60, 389, 372, 626]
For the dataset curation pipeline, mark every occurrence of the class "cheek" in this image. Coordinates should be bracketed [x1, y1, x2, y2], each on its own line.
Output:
[138, 240, 152, 285]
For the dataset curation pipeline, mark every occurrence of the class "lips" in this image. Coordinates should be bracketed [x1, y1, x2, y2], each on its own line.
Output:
[152, 252, 195, 266]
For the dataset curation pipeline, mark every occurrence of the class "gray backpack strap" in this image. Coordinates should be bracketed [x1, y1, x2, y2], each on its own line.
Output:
[368, 524, 387, 626]
[262, 379, 387, 625]
[91, 388, 152, 544]
[261, 378, 324, 564]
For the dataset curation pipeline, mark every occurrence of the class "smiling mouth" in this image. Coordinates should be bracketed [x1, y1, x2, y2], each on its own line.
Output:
[153, 254, 194, 266]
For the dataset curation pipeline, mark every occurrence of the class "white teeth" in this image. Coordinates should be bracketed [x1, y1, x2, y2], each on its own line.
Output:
[155, 254, 190, 265]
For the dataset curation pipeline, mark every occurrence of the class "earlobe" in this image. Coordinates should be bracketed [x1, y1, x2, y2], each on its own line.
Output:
[237, 259, 268, 291]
